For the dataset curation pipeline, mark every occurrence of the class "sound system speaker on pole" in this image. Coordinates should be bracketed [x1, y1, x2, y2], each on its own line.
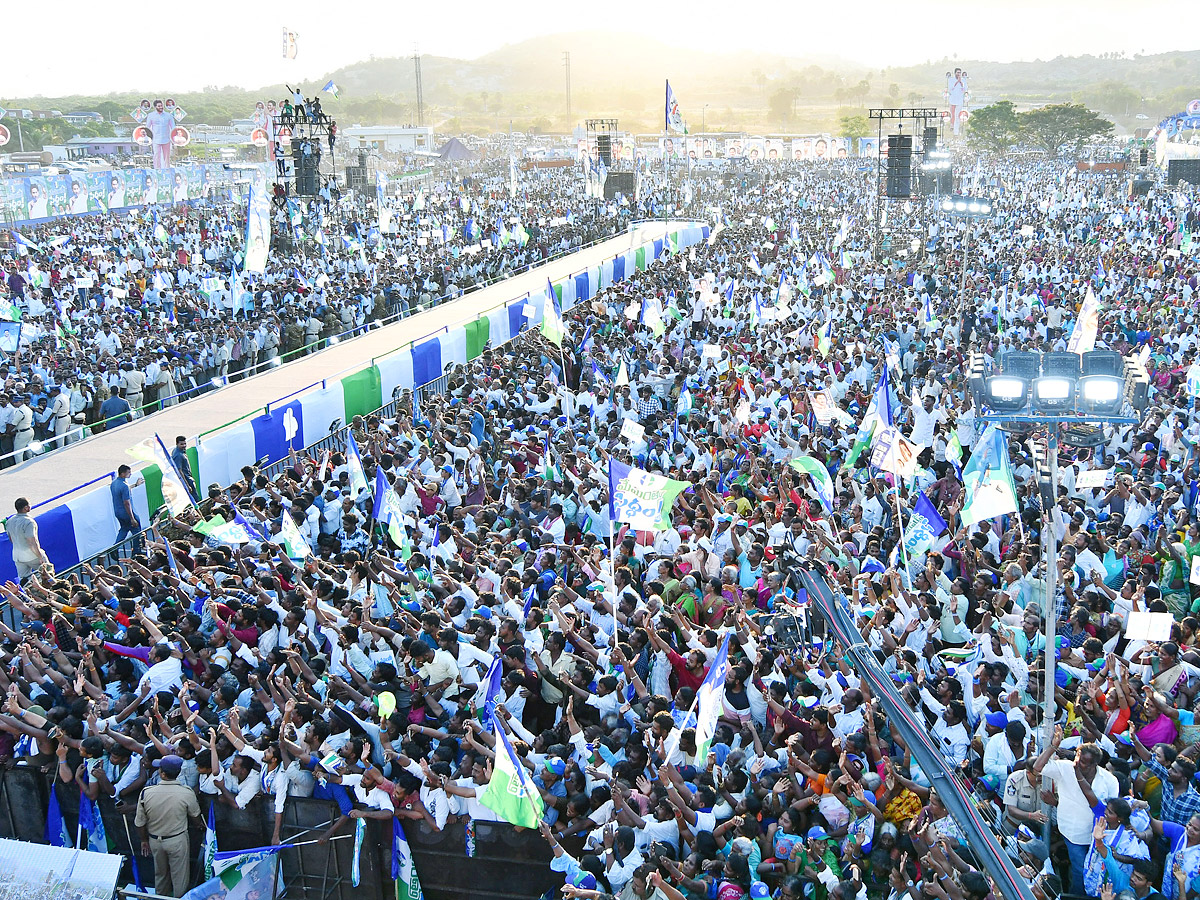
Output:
[1129, 178, 1152, 197]
[1139, 148, 1149, 167]
[345, 166, 369, 193]
[886, 134, 912, 198]
[1166, 158, 1200, 187]
[596, 134, 613, 166]
[923, 126, 938, 154]
[603, 171, 637, 201]
[291, 137, 322, 196]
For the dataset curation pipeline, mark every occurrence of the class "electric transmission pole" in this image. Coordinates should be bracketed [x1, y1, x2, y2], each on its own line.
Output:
[413, 46, 425, 127]
[563, 51, 571, 121]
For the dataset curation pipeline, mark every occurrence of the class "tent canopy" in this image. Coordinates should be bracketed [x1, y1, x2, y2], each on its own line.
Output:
[437, 138, 475, 161]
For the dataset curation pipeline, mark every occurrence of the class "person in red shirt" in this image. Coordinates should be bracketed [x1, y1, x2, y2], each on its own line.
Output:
[646, 627, 707, 693]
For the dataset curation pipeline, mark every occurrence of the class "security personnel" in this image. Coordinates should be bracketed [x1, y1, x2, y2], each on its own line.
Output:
[135, 754, 202, 897]
[11, 394, 34, 462]
[50, 385, 70, 449]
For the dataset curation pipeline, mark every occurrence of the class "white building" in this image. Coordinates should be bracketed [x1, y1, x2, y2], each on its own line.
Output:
[342, 125, 435, 154]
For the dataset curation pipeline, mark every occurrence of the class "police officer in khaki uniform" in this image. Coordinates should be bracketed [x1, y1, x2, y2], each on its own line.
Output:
[135, 754, 202, 897]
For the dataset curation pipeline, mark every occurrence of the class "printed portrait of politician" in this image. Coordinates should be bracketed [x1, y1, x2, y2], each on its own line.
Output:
[146, 99, 175, 169]
[947, 68, 968, 134]
[174, 171, 188, 203]
[69, 177, 88, 215]
[27, 180, 49, 219]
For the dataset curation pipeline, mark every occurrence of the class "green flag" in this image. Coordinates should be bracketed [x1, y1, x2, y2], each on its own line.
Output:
[790, 456, 834, 514]
[540, 289, 565, 347]
[960, 424, 1018, 527]
[481, 716, 544, 828]
[279, 514, 312, 559]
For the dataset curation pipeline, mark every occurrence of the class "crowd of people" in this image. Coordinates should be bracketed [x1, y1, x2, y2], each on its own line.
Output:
[0, 159, 635, 465]
[1, 148, 1200, 900]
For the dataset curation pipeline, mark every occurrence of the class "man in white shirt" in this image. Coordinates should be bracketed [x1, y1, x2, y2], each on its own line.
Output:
[910, 393, 945, 448]
[138, 644, 184, 696]
[1033, 734, 1119, 893]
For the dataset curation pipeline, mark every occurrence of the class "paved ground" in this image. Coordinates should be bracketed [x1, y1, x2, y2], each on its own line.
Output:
[1, 221, 688, 512]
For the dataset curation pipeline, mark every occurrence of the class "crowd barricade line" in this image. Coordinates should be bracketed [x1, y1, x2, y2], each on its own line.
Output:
[0, 223, 710, 584]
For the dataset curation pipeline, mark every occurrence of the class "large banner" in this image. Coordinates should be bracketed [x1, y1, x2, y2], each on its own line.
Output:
[244, 169, 272, 274]
[0, 838, 123, 900]
[0, 163, 232, 225]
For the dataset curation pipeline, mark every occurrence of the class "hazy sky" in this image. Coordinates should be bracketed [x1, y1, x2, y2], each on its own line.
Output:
[9, 0, 1198, 97]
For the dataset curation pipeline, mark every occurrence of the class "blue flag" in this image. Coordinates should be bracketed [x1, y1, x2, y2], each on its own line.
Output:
[372, 465, 388, 520]
[46, 783, 71, 847]
[902, 490, 949, 575]
[78, 791, 107, 853]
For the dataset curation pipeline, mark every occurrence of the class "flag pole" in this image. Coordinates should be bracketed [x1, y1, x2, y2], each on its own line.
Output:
[560, 346, 571, 430]
[891, 483, 914, 591]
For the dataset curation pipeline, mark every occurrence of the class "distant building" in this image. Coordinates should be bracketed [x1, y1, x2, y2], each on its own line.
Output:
[62, 137, 137, 158]
[61, 112, 105, 125]
[342, 125, 435, 154]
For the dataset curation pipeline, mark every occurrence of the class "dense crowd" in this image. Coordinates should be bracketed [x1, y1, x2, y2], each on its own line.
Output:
[2, 151, 1200, 900]
[0, 159, 634, 464]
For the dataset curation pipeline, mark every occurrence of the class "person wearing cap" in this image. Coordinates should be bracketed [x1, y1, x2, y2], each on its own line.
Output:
[135, 753, 203, 897]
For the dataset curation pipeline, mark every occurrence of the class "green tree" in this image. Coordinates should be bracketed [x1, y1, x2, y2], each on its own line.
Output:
[1019, 103, 1114, 155]
[839, 113, 870, 146]
[966, 100, 1022, 154]
[769, 88, 798, 126]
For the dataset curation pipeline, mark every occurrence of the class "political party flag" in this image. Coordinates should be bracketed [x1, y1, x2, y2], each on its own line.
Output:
[615, 359, 630, 387]
[904, 491, 948, 567]
[747, 253, 762, 276]
[204, 804, 218, 879]
[947, 432, 963, 463]
[346, 432, 370, 497]
[817, 315, 833, 358]
[322, 80, 340, 100]
[472, 654, 503, 725]
[960, 423, 1019, 527]
[833, 216, 850, 248]
[11, 232, 42, 253]
[186, 847, 285, 900]
[643, 298, 665, 337]
[352, 816, 365, 886]
[46, 784, 71, 847]
[1094, 255, 1106, 285]
[377, 488, 410, 558]
[540, 284, 565, 348]
[607, 458, 692, 531]
[392, 820, 423, 900]
[790, 456, 834, 514]
[480, 712, 545, 828]
[372, 465, 389, 520]
[193, 513, 261, 545]
[922, 293, 939, 332]
[279, 513, 312, 560]
[127, 435, 194, 515]
[1066, 286, 1100, 355]
[693, 634, 730, 759]
[76, 789, 108, 854]
[538, 436, 561, 483]
[665, 80, 688, 134]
